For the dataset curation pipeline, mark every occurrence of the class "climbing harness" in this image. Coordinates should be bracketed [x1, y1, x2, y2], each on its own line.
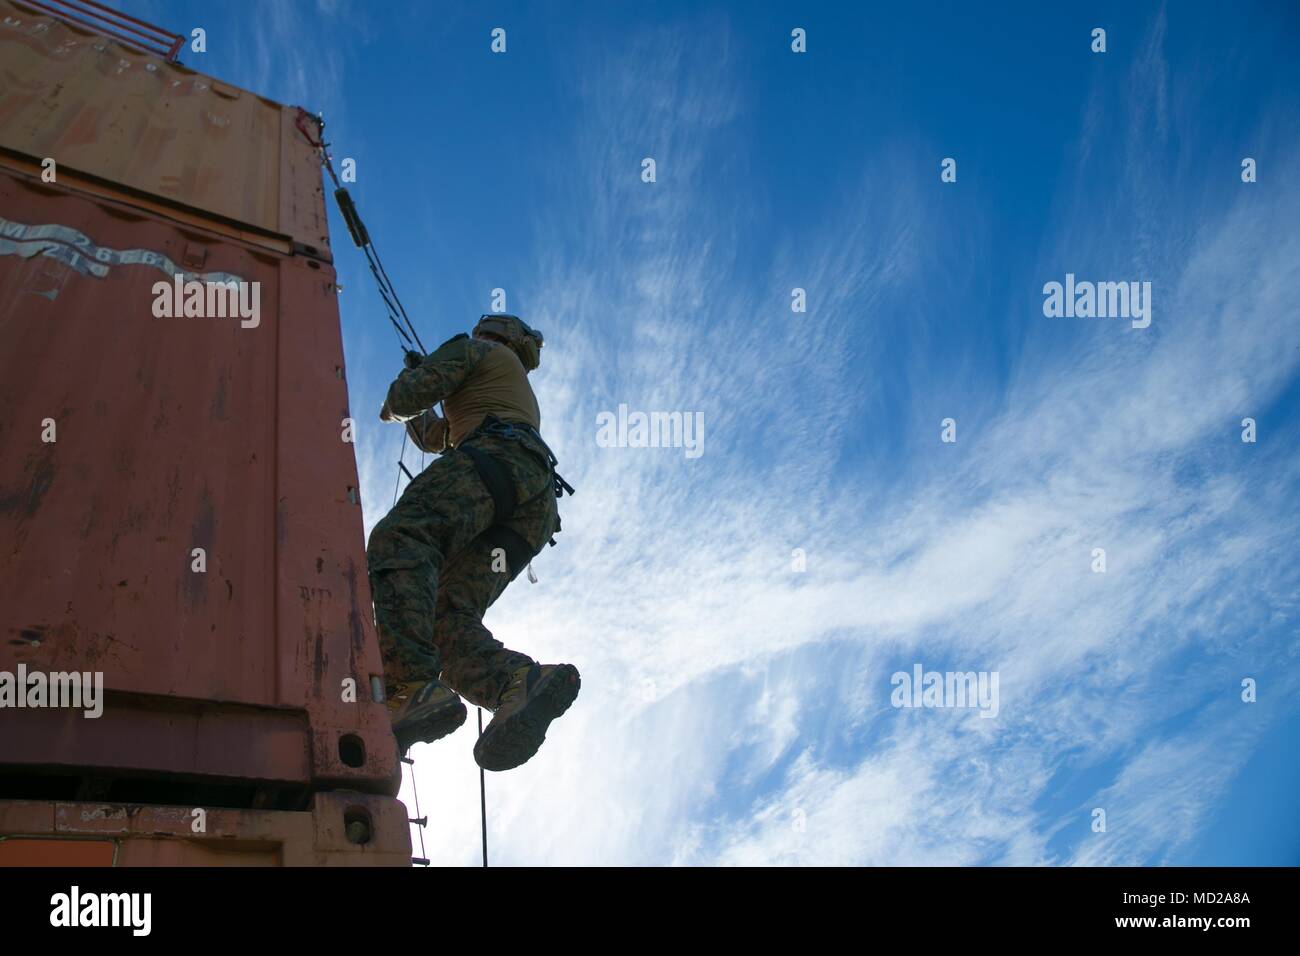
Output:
[457, 415, 575, 581]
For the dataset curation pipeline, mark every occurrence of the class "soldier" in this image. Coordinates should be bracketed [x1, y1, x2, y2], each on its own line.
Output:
[368, 314, 579, 772]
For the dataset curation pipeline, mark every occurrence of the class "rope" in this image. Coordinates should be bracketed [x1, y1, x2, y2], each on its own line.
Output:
[410, 759, 429, 864]
[391, 430, 409, 507]
[478, 707, 488, 867]
[368, 231, 423, 350]
[295, 109, 426, 354]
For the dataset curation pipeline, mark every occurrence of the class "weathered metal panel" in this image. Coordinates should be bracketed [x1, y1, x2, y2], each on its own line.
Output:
[0, 167, 397, 795]
[0, 792, 412, 866]
[0, 0, 332, 257]
[0, 701, 311, 784]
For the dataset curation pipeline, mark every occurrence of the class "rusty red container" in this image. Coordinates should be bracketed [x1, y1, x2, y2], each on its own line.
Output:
[0, 0, 407, 862]
[0, 791, 410, 866]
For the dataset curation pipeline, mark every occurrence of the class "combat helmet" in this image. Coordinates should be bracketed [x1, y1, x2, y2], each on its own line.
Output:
[473, 314, 544, 371]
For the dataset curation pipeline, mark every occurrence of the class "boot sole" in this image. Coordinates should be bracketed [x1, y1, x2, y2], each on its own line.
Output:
[394, 698, 468, 755]
[474, 664, 581, 772]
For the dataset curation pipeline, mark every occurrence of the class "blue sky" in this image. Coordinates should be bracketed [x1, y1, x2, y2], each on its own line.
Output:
[123, 0, 1300, 865]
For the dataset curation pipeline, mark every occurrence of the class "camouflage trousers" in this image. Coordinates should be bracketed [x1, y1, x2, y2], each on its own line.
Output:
[366, 431, 559, 711]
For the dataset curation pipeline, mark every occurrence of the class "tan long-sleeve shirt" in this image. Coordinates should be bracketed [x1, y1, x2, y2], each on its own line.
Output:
[386, 333, 540, 452]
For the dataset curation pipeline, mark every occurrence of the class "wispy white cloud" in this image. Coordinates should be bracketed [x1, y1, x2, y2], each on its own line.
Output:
[358, 14, 1300, 866]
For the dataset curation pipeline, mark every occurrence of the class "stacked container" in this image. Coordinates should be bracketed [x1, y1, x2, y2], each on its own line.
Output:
[0, 0, 410, 865]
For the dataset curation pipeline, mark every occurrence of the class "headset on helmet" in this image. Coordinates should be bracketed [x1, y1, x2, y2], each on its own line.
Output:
[473, 313, 544, 370]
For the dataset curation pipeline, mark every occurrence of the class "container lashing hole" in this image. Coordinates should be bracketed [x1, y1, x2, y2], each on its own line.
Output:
[344, 806, 372, 845]
[338, 733, 365, 768]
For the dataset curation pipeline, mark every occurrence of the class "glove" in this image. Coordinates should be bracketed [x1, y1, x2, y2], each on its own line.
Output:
[406, 409, 448, 453]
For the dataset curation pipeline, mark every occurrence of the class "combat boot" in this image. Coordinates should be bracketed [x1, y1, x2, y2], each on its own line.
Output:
[388, 679, 467, 754]
[473, 663, 580, 772]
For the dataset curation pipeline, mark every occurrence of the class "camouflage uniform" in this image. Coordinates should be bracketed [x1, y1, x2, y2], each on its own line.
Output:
[367, 334, 560, 711]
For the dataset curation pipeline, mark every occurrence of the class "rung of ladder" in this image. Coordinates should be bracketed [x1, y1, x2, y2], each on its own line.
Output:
[412, 857, 430, 867]
[409, 816, 427, 827]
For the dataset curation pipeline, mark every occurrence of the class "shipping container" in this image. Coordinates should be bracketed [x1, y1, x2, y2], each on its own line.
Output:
[0, 0, 410, 864]
[0, 791, 410, 866]
[0, 0, 330, 258]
